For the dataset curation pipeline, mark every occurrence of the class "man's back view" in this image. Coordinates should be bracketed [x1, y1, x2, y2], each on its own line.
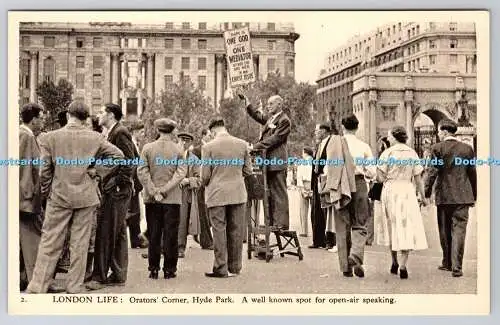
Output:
[27, 101, 125, 294]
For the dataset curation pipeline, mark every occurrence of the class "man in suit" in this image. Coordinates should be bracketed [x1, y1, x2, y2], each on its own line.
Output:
[177, 132, 202, 258]
[191, 129, 214, 250]
[26, 101, 125, 294]
[242, 94, 291, 230]
[19, 103, 44, 291]
[137, 118, 187, 279]
[425, 119, 477, 277]
[202, 117, 252, 278]
[86, 103, 135, 290]
[310, 123, 337, 250]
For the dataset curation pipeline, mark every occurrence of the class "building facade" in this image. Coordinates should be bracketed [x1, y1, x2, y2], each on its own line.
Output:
[19, 21, 299, 116]
[316, 21, 477, 151]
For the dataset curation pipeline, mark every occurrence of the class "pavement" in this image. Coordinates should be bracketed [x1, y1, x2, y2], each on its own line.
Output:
[57, 189, 477, 294]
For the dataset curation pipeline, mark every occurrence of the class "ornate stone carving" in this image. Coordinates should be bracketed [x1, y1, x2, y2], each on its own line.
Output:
[455, 76, 465, 89]
[404, 89, 413, 104]
[381, 106, 397, 121]
[404, 75, 414, 89]
[368, 90, 377, 103]
[411, 102, 421, 121]
[445, 102, 459, 119]
[29, 51, 39, 58]
[111, 52, 120, 59]
[368, 75, 377, 89]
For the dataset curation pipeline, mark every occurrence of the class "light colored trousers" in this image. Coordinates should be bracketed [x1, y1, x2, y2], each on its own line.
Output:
[27, 201, 97, 293]
[299, 196, 310, 236]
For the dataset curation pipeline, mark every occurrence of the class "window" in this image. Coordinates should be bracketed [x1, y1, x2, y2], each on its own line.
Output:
[407, 30, 411, 39]
[267, 23, 275, 31]
[93, 74, 102, 89]
[44, 36, 55, 48]
[165, 39, 173, 49]
[449, 22, 457, 31]
[450, 54, 458, 64]
[412, 27, 415, 36]
[127, 38, 138, 48]
[181, 39, 191, 49]
[268, 40, 276, 50]
[43, 57, 55, 83]
[164, 75, 173, 87]
[429, 40, 436, 49]
[198, 22, 207, 30]
[76, 37, 85, 48]
[287, 59, 294, 75]
[429, 55, 437, 65]
[21, 36, 30, 47]
[198, 76, 206, 90]
[181, 57, 190, 70]
[164, 57, 173, 69]
[393, 25, 396, 34]
[93, 56, 104, 69]
[76, 56, 85, 69]
[267, 58, 276, 73]
[76, 73, 85, 89]
[450, 39, 458, 48]
[416, 43, 420, 52]
[198, 39, 207, 49]
[93, 37, 103, 48]
[398, 22, 402, 31]
[182, 22, 191, 29]
[416, 58, 420, 69]
[138, 38, 146, 48]
[387, 28, 391, 36]
[198, 57, 207, 70]
[416, 25, 420, 34]
[165, 22, 174, 29]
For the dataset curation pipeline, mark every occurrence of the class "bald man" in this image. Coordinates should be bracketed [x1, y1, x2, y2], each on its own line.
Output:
[243, 94, 291, 230]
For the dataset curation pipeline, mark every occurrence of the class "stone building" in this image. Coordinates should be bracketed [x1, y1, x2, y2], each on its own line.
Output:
[19, 21, 299, 116]
[316, 21, 477, 152]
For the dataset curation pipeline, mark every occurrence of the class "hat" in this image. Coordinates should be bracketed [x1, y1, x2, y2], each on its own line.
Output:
[208, 117, 225, 130]
[154, 118, 177, 133]
[177, 132, 194, 141]
[439, 119, 458, 133]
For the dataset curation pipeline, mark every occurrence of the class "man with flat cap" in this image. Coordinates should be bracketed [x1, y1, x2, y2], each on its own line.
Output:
[425, 119, 476, 277]
[177, 132, 202, 258]
[26, 101, 125, 294]
[241, 94, 291, 230]
[202, 117, 252, 278]
[137, 118, 187, 279]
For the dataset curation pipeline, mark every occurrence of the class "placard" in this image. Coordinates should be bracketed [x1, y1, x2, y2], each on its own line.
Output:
[224, 26, 256, 87]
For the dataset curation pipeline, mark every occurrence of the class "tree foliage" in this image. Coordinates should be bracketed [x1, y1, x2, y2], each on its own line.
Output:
[220, 72, 317, 156]
[142, 73, 215, 144]
[36, 79, 74, 131]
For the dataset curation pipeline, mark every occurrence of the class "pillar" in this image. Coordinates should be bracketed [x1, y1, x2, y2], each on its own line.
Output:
[253, 54, 259, 80]
[369, 98, 377, 151]
[215, 54, 224, 111]
[147, 53, 154, 100]
[29, 51, 38, 103]
[121, 92, 127, 117]
[111, 52, 119, 104]
[138, 90, 143, 117]
[405, 100, 414, 147]
[122, 58, 128, 89]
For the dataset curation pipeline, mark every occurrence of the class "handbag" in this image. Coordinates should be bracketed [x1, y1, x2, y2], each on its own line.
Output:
[368, 182, 383, 201]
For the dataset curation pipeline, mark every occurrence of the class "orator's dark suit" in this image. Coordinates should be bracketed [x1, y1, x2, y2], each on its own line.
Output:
[246, 105, 291, 230]
[92, 122, 134, 285]
[425, 137, 477, 273]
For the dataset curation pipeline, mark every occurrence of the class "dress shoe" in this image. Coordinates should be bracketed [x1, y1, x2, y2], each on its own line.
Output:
[452, 270, 463, 277]
[328, 246, 338, 253]
[149, 270, 159, 279]
[47, 284, 66, 293]
[390, 263, 399, 275]
[85, 280, 105, 291]
[204, 272, 228, 278]
[399, 268, 408, 279]
[438, 265, 452, 271]
[348, 256, 365, 278]
[164, 271, 177, 279]
[343, 271, 353, 277]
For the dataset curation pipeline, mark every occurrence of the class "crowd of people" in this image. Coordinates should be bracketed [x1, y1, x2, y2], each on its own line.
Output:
[18, 93, 477, 294]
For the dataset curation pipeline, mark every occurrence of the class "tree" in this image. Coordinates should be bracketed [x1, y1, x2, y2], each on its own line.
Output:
[36, 79, 74, 131]
[220, 72, 317, 156]
[142, 73, 215, 144]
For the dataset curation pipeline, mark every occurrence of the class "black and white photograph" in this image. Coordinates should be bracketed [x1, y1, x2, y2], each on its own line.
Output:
[7, 10, 489, 315]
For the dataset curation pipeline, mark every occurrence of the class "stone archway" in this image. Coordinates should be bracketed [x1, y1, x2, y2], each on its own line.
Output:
[413, 108, 451, 157]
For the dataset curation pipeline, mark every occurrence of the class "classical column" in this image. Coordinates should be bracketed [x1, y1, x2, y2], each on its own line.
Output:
[215, 54, 224, 111]
[138, 90, 143, 117]
[111, 52, 120, 104]
[368, 97, 377, 151]
[29, 51, 38, 103]
[405, 100, 414, 148]
[121, 91, 127, 117]
[122, 58, 128, 89]
[146, 53, 154, 100]
[141, 60, 146, 89]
